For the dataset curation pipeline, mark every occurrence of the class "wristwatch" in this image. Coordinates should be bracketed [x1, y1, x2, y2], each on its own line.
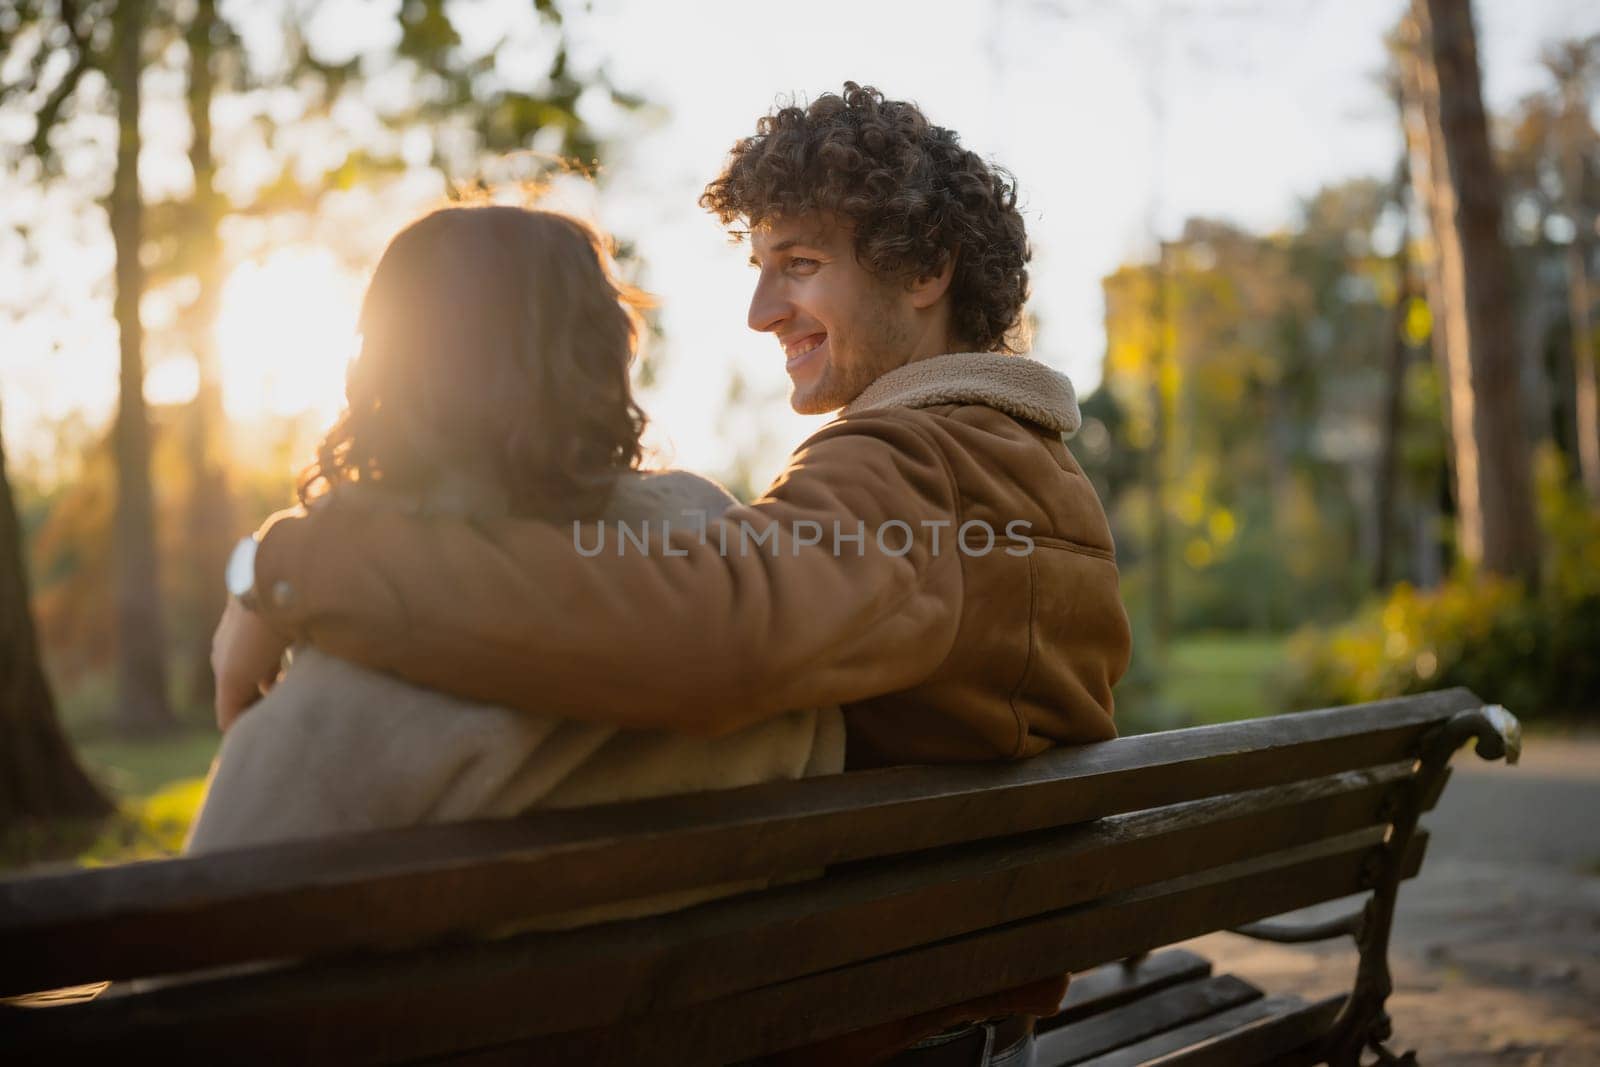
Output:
[225, 534, 261, 610]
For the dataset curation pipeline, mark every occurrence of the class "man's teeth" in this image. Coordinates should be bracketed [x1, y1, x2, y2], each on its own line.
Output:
[789, 337, 824, 358]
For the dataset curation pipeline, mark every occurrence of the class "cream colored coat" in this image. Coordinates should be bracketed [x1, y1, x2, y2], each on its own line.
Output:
[186, 469, 844, 858]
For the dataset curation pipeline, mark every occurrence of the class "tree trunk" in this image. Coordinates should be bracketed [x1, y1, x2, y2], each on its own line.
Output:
[1561, 135, 1600, 502]
[1148, 247, 1175, 662]
[1398, 22, 1461, 574]
[0, 416, 113, 828]
[1409, 0, 1541, 584]
[1568, 238, 1599, 501]
[1375, 154, 1415, 590]
[184, 0, 234, 710]
[110, 0, 174, 734]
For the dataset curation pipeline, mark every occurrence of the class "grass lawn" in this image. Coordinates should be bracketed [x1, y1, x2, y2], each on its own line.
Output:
[1161, 632, 1291, 726]
[76, 728, 220, 799]
[7, 728, 225, 871]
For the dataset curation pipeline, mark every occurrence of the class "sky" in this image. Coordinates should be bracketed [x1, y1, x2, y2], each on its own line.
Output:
[2, 0, 1597, 489]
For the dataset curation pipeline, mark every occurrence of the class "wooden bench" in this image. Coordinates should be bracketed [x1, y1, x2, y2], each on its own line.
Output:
[0, 687, 1520, 1065]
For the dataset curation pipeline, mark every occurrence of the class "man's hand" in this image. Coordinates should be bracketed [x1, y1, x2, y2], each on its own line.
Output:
[212, 596, 290, 733]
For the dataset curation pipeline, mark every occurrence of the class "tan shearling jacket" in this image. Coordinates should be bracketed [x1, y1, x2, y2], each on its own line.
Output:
[253, 351, 1131, 766]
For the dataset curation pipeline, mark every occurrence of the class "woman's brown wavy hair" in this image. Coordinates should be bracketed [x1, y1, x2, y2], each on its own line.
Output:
[298, 206, 649, 519]
[700, 82, 1031, 354]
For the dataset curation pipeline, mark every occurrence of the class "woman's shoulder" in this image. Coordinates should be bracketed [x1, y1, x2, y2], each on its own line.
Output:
[604, 469, 740, 523]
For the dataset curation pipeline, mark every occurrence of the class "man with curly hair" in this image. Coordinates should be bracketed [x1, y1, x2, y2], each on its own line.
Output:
[700, 83, 1034, 417]
[215, 83, 1131, 1064]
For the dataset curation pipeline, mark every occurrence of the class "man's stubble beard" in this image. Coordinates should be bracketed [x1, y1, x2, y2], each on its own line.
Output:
[789, 289, 917, 416]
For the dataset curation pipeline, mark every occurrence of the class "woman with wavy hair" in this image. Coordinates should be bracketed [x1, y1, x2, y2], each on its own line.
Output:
[187, 205, 842, 861]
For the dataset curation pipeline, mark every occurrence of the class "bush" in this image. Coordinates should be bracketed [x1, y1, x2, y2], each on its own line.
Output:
[1280, 452, 1600, 720]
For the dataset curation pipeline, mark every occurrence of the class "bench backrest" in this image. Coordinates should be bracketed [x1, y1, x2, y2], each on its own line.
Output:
[0, 688, 1499, 1063]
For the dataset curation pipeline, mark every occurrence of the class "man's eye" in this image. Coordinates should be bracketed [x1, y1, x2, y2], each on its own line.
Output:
[787, 257, 820, 272]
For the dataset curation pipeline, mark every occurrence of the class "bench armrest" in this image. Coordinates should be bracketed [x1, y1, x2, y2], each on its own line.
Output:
[1421, 704, 1521, 766]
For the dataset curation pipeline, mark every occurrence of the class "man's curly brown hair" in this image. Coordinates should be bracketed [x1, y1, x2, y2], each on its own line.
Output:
[700, 82, 1031, 354]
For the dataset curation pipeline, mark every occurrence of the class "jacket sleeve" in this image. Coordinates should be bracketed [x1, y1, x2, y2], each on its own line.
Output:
[252, 412, 965, 736]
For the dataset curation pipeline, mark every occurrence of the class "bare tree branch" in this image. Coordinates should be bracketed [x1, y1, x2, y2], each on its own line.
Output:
[30, 51, 91, 161]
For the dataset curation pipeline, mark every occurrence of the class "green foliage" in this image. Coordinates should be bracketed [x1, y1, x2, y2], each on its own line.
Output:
[1091, 187, 1417, 641]
[1280, 451, 1600, 718]
[1280, 575, 1543, 712]
[1168, 482, 1368, 633]
[347, 0, 637, 185]
[75, 777, 208, 866]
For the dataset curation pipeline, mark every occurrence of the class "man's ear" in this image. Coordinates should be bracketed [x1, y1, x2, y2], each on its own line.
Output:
[908, 247, 958, 310]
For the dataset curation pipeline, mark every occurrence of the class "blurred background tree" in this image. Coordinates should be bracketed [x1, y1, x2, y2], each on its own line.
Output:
[1082, 5, 1597, 733]
[0, 0, 644, 854]
[5, 0, 178, 735]
[1407, 0, 1541, 584]
[1525, 34, 1600, 504]
[1, 406, 111, 833]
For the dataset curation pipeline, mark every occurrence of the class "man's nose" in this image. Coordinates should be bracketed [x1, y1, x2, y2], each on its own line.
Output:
[747, 273, 788, 334]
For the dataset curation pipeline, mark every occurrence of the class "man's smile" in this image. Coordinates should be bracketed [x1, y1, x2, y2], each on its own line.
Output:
[784, 333, 827, 372]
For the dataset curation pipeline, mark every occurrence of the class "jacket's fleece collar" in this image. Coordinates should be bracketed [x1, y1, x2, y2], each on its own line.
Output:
[842, 352, 1081, 436]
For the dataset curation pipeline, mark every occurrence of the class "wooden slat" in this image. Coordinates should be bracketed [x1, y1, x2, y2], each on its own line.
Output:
[0, 781, 1376, 1038]
[1043, 949, 1214, 1030]
[1038, 975, 1262, 1065]
[1066, 995, 1305, 1066]
[433, 834, 1426, 1067]
[0, 762, 1417, 1015]
[0, 687, 1476, 995]
[1132, 994, 1345, 1066]
[1, 831, 1429, 1064]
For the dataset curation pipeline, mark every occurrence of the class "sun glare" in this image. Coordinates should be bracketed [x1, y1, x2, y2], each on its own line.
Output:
[215, 247, 364, 423]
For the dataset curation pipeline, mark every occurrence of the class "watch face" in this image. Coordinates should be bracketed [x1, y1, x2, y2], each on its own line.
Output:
[226, 536, 258, 599]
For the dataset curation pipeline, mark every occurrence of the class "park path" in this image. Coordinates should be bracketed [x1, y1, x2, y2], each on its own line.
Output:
[1185, 733, 1600, 1065]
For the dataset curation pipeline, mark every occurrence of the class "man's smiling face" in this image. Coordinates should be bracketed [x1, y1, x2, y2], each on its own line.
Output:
[746, 213, 919, 415]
